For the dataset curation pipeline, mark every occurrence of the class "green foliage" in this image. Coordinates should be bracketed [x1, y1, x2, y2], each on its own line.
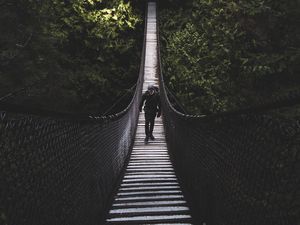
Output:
[0, 0, 143, 113]
[160, 0, 300, 114]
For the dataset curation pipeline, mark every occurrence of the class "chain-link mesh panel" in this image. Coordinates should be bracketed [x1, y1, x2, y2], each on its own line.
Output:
[157, 5, 300, 225]
[0, 10, 147, 225]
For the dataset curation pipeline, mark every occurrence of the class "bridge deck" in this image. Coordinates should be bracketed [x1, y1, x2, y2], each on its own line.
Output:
[106, 2, 193, 224]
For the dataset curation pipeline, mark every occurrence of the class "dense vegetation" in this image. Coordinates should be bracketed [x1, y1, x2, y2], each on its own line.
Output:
[1, 0, 299, 115]
[159, 0, 300, 114]
[0, 0, 145, 113]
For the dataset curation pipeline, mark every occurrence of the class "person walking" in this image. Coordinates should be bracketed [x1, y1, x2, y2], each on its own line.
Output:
[139, 84, 161, 144]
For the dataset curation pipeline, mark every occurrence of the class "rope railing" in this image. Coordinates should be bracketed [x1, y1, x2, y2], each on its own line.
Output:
[102, 83, 137, 116]
[156, 4, 300, 225]
[0, 80, 43, 102]
[0, 5, 147, 225]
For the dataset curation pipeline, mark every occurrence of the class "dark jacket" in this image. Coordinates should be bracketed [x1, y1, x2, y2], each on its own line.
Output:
[139, 90, 161, 115]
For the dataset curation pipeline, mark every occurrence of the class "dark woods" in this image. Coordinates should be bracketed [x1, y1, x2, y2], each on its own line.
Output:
[0, 0, 299, 115]
[159, 0, 300, 115]
[0, 0, 146, 114]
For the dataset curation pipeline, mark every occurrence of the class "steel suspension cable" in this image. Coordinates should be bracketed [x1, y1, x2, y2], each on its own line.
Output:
[102, 83, 137, 116]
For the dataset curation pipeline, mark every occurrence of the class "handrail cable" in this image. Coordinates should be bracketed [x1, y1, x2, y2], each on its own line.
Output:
[0, 79, 46, 102]
[164, 85, 188, 114]
[102, 83, 137, 116]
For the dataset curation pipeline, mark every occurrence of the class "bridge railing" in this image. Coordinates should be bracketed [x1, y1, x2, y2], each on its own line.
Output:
[0, 6, 147, 225]
[156, 5, 300, 225]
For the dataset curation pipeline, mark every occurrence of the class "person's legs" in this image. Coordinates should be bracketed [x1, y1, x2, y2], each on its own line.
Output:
[144, 113, 151, 143]
[145, 119, 150, 136]
[149, 114, 156, 140]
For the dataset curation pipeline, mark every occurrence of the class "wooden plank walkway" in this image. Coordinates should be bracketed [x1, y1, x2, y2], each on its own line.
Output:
[106, 2, 193, 224]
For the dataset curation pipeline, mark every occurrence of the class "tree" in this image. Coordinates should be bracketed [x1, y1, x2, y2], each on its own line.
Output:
[0, 0, 143, 113]
[159, 0, 300, 114]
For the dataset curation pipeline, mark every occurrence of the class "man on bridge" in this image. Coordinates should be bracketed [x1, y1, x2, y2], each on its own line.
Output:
[139, 84, 161, 144]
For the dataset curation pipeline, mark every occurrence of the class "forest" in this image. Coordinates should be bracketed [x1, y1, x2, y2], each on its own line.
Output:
[0, 0, 299, 115]
[0, 0, 144, 114]
[159, 0, 300, 115]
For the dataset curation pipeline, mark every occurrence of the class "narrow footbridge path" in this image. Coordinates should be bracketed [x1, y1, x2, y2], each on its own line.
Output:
[106, 2, 192, 224]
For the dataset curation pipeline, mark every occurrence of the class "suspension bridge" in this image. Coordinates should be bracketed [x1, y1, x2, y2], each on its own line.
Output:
[0, 1, 299, 225]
